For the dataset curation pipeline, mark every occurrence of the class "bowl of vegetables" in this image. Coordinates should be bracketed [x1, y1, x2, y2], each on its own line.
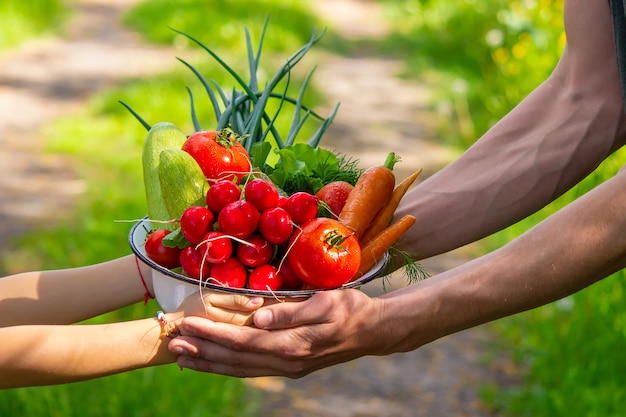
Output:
[130, 214, 390, 311]
[125, 24, 422, 311]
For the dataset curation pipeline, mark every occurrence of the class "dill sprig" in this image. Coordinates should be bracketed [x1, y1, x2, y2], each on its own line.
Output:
[384, 246, 430, 285]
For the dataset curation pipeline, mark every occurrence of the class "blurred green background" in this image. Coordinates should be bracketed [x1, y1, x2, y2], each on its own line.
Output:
[1, 0, 624, 416]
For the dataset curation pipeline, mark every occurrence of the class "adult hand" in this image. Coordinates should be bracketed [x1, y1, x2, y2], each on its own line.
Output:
[168, 289, 392, 378]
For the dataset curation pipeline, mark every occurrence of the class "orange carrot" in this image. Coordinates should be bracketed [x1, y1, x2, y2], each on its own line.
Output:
[356, 214, 416, 276]
[360, 168, 422, 245]
[339, 153, 400, 239]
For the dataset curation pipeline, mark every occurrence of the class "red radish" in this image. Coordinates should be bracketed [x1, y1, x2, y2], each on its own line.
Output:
[284, 192, 319, 225]
[180, 206, 214, 244]
[206, 180, 241, 215]
[259, 207, 293, 244]
[198, 231, 232, 264]
[179, 246, 211, 280]
[209, 257, 247, 288]
[277, 261, 303, 290]
[248, 264, 283, 291]
[276, 195, 288, 208]
[244, 178, 279, 212]
[236, 234, 273, 267]
[217, 200, 259, 239]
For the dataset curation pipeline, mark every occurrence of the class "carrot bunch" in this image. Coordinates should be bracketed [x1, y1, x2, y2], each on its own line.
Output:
[338, 152, 422, 278]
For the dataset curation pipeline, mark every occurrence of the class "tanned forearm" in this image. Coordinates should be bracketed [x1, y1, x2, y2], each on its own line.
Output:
[396, 0, 626, 259]
[382, 166, 626, 353]
[396, 72, 626, 259]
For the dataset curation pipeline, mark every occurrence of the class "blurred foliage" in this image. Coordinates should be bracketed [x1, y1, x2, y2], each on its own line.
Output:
[123, 0, 322, 54]
[0, 0, 67, 50]
[378, 0, 565, 149]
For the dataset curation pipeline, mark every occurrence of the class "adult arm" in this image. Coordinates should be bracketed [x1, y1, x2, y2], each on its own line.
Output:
[395, 0, 626, 259]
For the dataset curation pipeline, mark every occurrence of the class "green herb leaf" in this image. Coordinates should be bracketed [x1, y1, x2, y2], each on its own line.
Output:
[249, 141, 273, 170]
[266, 143, 362, 195]
[161, 227, 189, 249]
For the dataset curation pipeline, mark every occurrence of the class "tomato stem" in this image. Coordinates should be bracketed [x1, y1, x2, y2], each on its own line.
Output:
[216, 128, 249, 148]
[325, 230, 350, 252]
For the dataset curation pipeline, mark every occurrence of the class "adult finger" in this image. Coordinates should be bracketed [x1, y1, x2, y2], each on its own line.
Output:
[169, 322, 315, 378]
[171, 337, 308, 378]
[174, 317, 301, 353]
[253, 289, 369, 329]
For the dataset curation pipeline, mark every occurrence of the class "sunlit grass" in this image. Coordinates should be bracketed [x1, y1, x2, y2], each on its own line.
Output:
[0, 0, 67, 50]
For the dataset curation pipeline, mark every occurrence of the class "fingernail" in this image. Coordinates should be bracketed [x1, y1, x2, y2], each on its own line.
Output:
[248, 296, 264, 307]
[255, 309, 273, 328]
[180, 322, 194, 331]
[170, 346, 187, 355]
[179, 360, 197, 370]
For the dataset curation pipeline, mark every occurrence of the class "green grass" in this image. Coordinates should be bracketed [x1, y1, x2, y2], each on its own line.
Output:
[0, 0, 67, 51]
[478, 151, 626, 417]
[0, 365, 259, 417]
[0, 1, 329, 415]
[123, 0, 322, 54]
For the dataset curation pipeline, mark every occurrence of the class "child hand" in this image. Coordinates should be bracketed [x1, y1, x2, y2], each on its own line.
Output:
[173, 291, 264, 326]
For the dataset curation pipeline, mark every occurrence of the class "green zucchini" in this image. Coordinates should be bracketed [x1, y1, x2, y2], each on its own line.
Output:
[142, 122, 187, 229]
[158, 149, 208, 222]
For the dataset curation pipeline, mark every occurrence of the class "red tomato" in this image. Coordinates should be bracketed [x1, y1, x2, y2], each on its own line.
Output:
[182, 130, 251, 183]
[209, 257, 247, 288]
[315, 181, 354, 217]
[144, 229, 182, 269]
[286, 218, 361, 289]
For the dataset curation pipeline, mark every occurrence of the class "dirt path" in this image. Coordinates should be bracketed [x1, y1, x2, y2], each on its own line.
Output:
[0, 0, 176, 250]
[0, 1, 516, 415]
